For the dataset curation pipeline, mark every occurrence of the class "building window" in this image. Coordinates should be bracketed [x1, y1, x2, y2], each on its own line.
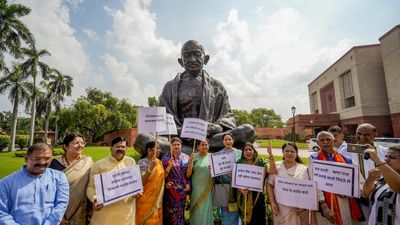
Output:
[311, 92, 319, 114]
[340, 71, 355, 108]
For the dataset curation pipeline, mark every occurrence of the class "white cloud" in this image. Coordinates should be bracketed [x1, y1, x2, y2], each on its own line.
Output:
[102, 54, 157, 104]
[103, 0, 182, 105]
[208, 7, 354, 119]
[17, 0, 104, 105]
[82, 28, 98, 40]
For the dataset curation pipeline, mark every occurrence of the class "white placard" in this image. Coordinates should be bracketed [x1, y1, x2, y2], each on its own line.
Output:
[94, 166, 143, 206]
[275, 176, 318, 210]
[138, 107, 167, 134]
[180, 118, 207, 141]
[311, 159, 360, 198]
[158, 113, 178, 135]
[209, 150, 236, 177]
[231, 164, 265, 192]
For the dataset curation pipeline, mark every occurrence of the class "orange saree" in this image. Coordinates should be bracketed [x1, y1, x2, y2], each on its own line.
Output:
[136, 159, 165, 225]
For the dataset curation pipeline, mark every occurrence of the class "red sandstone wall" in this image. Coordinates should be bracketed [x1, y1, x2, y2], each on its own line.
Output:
[103, 128, 138, 146]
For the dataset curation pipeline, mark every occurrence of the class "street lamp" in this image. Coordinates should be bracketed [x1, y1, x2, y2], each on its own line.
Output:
[291, 106, 296, 143]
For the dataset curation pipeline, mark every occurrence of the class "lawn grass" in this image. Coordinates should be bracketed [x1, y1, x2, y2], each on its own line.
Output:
[0, 146, 142, 179]
[257, 139, 308, 148]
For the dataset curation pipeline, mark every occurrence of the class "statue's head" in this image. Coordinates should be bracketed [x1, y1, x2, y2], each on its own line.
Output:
[178, 40, 210, 75]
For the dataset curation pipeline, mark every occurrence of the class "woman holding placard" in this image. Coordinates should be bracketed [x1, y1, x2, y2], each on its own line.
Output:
[213, 133, 243, 225]
[186, 139, 213, 225]
[162, 137, 191, 225]
[136, 141, 164, 224]
[236, 142, 276, 225]
[267, 142, 315, 225]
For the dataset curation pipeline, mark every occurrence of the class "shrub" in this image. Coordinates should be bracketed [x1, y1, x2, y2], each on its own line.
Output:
[284, 133, 300, 142]
[14, 148, 64, 157]
[0, 135, 10, 151]
[33, 137, 43, 144]
[15, 135, 29, 150]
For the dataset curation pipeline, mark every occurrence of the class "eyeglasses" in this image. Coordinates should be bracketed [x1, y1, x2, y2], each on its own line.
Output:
[28, 156, 52, 162]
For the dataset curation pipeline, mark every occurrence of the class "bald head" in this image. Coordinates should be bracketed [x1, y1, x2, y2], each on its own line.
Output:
[178, 40, 209, 75]
[181, 40, 205, 55]
[356, 123, 377, 144]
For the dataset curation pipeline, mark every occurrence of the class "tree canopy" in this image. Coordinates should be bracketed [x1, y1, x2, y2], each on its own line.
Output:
[59, 88, 137, 143]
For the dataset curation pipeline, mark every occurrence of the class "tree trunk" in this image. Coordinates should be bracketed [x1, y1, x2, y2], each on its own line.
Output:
[29, 77, 37, 145]
[44, 116, 49, 144]
[9, 95, 19, 152]
[55, 114, 59, 145]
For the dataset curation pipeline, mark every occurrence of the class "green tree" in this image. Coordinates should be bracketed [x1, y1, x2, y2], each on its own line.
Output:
[0, 0, 34, 70]
[62, 88, 137, 143]
[250, 108, 284, 128]
[45, 69, 73, 143]
[147, 96, 158, 107]
[0, 111, 11, 133]
[0, 64, 33, 151]
[232, 109, 252, 126]
[20, 44, 51, 145]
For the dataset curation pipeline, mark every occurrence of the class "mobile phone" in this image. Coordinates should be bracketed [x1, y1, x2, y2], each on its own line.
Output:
[347, 144, 370, 159]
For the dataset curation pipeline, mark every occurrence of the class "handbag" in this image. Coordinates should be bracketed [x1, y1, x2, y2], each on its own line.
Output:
[212, 183, 230, 207]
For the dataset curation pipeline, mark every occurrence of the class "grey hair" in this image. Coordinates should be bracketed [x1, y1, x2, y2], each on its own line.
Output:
[317, 131, 334, 140]
[356, 123, 377, 132]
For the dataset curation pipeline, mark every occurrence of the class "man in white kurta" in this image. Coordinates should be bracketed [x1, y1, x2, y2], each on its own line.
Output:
[87, 137, 137, 225]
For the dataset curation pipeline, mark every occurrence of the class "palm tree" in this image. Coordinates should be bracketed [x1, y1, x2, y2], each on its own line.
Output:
[35, 84, 54, 144]
[0, 0, 34, 70]
[46, 68, 73, 143]
[0, 64, 33, 151]
[21, 44, 51, 145]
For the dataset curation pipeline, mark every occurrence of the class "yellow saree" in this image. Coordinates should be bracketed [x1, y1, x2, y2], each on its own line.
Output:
[136, 159, 165, 225]
[54, 155, 93, 225]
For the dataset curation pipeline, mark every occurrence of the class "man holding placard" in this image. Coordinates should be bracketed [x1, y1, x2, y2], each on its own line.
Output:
[87, 136, 140, 225]
[310, 131, 365, 225]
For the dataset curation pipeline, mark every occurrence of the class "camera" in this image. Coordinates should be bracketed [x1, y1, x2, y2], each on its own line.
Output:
[347, 144, 370, 159]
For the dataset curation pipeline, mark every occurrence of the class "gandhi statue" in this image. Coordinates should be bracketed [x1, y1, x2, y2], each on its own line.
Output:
[134, 40, 256, 153]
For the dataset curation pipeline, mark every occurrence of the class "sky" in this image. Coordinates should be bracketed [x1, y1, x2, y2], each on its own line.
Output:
[1, 0, 399, 120]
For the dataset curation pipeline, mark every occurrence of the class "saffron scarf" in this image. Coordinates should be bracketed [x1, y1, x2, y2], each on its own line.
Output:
[317, 150, 364, 225]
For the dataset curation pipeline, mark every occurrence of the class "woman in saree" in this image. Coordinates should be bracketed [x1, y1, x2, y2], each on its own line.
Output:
[161, 137, 191, 225]
[267, 142, 316, 225]
[49, 133, 93, 225]
[136, 141, 165, 225]
[236, 142, 276, 225]
[213, 133, 243, 225]
[187, 139, 213, 225]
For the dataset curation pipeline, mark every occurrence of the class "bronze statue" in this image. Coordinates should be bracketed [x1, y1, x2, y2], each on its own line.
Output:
[134, 40, 256, 153]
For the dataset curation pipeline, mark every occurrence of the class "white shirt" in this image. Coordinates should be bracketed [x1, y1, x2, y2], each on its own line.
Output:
[347, 145, 388, 180]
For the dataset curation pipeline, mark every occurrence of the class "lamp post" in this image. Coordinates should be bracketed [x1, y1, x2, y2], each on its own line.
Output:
[291, 106, 296, 143]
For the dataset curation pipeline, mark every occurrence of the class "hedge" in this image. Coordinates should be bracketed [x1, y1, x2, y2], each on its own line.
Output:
[14, 148, 64, 157]
[15, 135, 29, 150]
[0, 135, 10, 151]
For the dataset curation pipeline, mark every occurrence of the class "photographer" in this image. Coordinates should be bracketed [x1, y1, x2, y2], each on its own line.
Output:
[363, 146, 400, 225]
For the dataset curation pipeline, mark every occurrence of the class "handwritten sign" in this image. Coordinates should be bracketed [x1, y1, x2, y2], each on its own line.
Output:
[209, 150, 236, 177]
[275, 176, 318, 210]
[311, 159, 360, 198]
[159, 113, 178, 135]
[180, 118, 207, 141]
[232, 164, 265, 192]
[94, 166, 143, 206]
[138, 107, 166, 134]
